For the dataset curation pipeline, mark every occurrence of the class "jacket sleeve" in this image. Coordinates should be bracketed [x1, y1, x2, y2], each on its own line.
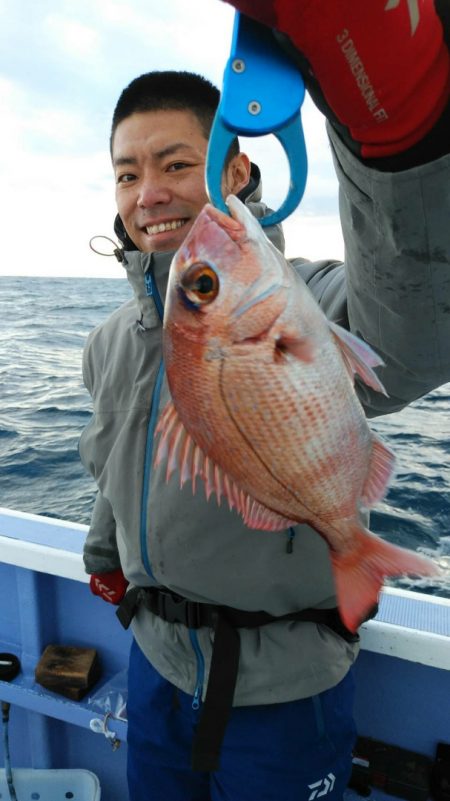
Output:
[292, 124, 450, 418]
[83, 490, 122, 575]
[81, 331, 122, 575]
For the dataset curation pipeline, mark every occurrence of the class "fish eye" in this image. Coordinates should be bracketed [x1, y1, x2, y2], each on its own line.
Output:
[181, 262, 219, 305]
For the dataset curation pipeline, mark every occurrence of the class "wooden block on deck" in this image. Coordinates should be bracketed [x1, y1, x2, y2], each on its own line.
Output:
[35, 645, 101, 700]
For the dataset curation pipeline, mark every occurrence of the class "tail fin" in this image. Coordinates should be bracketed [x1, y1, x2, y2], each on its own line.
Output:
[331, 524, 439, 633]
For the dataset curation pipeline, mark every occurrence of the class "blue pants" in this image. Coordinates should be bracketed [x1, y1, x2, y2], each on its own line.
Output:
[127, 638, 356, 801]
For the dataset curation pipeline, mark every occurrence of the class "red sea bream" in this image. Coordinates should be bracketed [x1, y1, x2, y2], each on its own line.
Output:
[155, 195, 438, 631]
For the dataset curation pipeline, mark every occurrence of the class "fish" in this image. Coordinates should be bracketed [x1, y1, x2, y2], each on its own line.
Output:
[155, 194, 439, 632]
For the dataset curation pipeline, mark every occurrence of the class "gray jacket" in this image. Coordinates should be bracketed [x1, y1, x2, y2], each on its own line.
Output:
[80, 126, 450, 705]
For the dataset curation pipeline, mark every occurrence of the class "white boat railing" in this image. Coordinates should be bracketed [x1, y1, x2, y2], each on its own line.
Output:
[0, 506, 88, 582]
[1, 506, 449, 670]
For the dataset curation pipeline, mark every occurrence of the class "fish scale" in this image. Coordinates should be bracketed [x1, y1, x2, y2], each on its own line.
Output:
[218, 339, 369, 521]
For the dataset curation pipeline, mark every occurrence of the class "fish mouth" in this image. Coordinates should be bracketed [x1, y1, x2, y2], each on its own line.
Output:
[200, 194, 265, 239]
[199, 202, 246, 242]
[226, 194, 268, 239]
[180, 195, 261, 253]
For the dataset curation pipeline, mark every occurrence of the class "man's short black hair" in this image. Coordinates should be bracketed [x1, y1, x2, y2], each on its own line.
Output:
[110, 70, 239, 160]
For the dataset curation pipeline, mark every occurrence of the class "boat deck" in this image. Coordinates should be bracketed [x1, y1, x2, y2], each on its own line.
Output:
[0, 507, 449, 801]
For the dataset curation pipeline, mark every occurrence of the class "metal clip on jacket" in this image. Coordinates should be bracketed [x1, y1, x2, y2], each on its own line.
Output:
[206, 12, 308, 227]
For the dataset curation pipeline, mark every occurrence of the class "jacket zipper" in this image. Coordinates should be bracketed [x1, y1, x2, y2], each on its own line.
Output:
[140, 359, 164, 577]
[189, 629, 205, 710]
[139, 268, 164, 577]
[143, 267, 205, 708]
[145, 270, 164, 319]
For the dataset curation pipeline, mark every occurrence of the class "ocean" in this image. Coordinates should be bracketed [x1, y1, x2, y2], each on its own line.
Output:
[1, 275, 449, 595]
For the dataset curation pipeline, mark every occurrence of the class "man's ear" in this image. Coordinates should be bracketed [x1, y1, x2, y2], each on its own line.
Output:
[222, 152, 251, 197]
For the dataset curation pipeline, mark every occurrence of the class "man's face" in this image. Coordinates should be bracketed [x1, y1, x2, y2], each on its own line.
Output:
[112, 108, 249, 253]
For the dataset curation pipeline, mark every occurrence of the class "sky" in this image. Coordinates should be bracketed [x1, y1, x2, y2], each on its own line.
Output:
[0, 0, 344, 278]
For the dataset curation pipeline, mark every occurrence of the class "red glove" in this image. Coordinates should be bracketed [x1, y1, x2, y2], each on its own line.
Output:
[90, 568, 129, 605]
[222, 0, 450, 159]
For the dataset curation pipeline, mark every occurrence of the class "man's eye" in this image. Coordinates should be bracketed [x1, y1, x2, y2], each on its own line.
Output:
[117, 173, 136, 184]
[167, 162, 189, 172]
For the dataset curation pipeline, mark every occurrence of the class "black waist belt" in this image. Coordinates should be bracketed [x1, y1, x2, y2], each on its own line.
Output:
[117, 586, 358, 773]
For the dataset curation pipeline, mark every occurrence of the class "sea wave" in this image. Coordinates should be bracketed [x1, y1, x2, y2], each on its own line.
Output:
[1, 275, 449, 595]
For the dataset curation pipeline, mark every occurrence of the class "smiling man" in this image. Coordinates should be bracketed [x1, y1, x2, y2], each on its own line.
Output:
[80, 23, 450, 799]
[110, 79, 250, 254]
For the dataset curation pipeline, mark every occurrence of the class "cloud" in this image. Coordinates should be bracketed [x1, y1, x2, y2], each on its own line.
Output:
[0, 76, 116, 277]
[44, 14, 101, 63]
[283, 212, 344, 262]
[86, 0, 236, 83]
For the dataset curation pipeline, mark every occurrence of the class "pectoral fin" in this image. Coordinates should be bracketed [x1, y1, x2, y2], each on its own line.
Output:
[328, 321, 388, 396]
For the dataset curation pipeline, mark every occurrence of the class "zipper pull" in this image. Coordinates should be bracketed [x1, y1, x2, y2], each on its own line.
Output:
[192, 685, 202, 711]
[145, 272, 153, 297]
[286, 527, 296, 554]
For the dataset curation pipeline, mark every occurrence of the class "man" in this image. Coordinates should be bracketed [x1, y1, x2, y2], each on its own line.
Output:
[80, 3, 450, 799]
